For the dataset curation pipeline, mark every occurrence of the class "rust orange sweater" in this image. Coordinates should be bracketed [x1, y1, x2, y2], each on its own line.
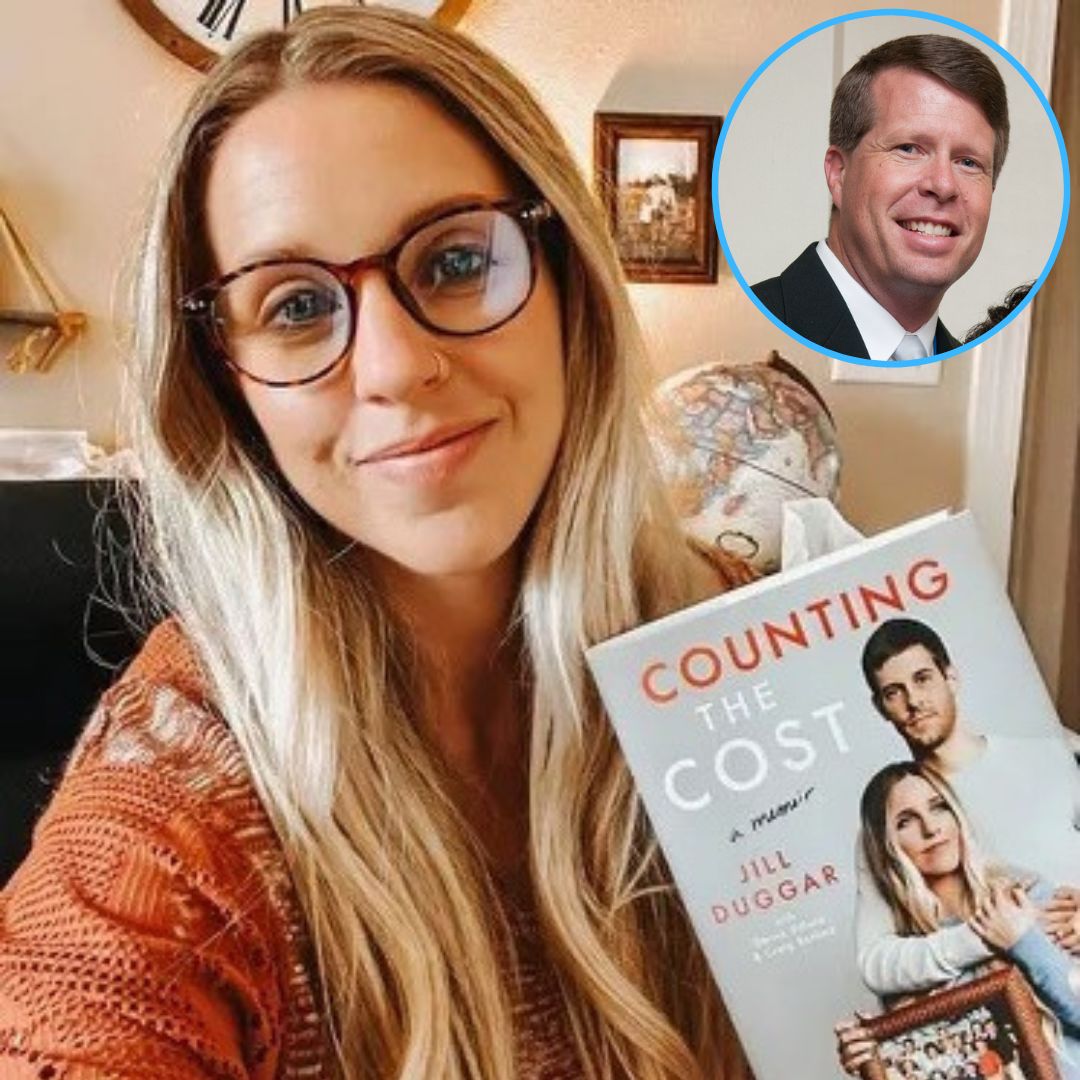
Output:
[0, 621, 329, 1079]
[0, 621, 588, 1079]
[0, 606, 760, 1080]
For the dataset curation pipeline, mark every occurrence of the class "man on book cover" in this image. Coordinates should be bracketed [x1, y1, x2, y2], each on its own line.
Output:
[854, 617, 1080, 996]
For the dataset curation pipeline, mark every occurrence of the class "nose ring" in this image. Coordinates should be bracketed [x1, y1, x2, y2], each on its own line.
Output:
[424, 349, 451, 388]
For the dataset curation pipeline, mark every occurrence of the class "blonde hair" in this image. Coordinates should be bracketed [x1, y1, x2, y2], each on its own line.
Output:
[127, 8, 745, 1079]
[862, 764, 1074, 1067]
[860, 761, 1003, 935]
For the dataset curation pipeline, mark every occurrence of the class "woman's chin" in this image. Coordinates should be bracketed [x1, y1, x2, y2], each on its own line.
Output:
[920, 855, 961, 880]
[363, 532, 522, 586]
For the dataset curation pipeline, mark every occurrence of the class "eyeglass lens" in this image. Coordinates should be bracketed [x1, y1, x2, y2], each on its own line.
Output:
[211, 205, 535, 386]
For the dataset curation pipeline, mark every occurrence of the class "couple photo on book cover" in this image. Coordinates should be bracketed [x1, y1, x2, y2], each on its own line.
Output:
[586, 510, 1080, 1080]
[834, 616, 1080, 1080]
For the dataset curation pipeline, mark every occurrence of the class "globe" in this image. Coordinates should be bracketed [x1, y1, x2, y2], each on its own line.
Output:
[646, 358, 841, 572]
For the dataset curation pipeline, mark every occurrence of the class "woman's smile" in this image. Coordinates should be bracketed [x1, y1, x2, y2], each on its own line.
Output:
[352, 417, 498, 485]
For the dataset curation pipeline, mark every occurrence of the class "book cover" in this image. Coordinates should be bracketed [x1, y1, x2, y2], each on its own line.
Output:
[586, 512, 1080, 1080]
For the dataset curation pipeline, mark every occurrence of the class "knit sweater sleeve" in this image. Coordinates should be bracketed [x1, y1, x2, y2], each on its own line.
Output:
[854, 831, 992, 995]
[1009, 925, 1080, 1036]
[0, 629, 315, 1079]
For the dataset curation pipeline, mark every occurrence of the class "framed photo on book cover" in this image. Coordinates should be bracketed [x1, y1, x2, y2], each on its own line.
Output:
[858, 967, 1059, 1080]
[593, 112, 721, 284]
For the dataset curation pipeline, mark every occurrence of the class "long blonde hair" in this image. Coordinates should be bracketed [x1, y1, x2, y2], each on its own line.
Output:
[127, 8, 744, 1079]
[860, 761, 1003, 935]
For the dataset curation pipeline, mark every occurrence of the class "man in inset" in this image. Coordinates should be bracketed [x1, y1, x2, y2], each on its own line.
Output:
[753, 35, 1009, 361]
[854, 618, 1080, 997]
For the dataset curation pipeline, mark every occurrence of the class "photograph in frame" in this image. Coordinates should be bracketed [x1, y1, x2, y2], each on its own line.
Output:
[594, 111, 722, 284]
[859, 967, 1061, 1080]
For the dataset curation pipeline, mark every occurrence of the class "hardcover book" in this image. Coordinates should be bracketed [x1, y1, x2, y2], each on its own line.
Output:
[586, 512, 1080, 1080]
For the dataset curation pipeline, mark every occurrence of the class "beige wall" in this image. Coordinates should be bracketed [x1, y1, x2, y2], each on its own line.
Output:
[0, 0, 198, 448]
[0, 0, 1001, 533]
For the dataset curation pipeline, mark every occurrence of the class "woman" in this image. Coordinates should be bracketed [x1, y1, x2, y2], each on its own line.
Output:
[0, 9, 754, 1080]
[838, 762, 1080, 1079]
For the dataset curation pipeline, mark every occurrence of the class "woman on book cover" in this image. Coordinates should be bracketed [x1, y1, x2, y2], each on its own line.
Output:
[837, 761, 1080, 1079]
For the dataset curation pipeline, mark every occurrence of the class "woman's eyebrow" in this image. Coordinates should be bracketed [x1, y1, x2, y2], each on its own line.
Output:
[394, 191, 503, 235]
[228, 191, 509, 267]
[228, 243, 320, 265]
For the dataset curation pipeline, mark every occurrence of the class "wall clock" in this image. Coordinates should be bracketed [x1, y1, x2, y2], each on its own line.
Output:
[119, 0, 473, 71]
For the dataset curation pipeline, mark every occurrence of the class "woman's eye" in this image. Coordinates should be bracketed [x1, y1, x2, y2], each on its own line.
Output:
[422, 245, 491, 290]
[264, 286, 340, 329]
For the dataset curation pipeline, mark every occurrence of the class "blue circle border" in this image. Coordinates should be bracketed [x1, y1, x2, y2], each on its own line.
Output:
[711, 7, 1071, 368]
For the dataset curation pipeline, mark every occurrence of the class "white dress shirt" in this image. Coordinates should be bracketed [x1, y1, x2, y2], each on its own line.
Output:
[816, 240, 938, 360]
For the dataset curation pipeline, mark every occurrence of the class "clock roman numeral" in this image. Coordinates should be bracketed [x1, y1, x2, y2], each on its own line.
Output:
[284, 0, 304, 22]
[198, 0, 247, 39]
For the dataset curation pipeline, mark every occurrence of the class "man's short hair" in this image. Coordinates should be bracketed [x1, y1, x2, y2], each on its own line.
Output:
[861, 617, 952, 697]
[829, 34, 1010, 186]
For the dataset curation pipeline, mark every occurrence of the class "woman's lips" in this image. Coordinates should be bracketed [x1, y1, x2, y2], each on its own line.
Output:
[357, 420, 496, 483]
[921, 837, 952, 856]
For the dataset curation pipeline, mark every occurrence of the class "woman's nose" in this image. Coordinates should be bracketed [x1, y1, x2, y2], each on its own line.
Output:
[344, 272, 445, 403]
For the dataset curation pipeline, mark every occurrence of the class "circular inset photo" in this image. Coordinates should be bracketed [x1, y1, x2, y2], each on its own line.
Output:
[714, 10, 1069, 367]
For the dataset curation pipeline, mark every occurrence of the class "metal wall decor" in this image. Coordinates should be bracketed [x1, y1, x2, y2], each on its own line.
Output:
[0, 207, 87, 374]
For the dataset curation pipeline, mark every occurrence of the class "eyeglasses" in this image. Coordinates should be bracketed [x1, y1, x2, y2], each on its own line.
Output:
[180, 198, 554, 388]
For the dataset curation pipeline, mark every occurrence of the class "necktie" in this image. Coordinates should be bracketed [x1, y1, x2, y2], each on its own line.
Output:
[891, 333, 929, 361]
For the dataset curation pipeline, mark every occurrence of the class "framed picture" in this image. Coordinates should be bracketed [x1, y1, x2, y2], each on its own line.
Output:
[859, 967, 1060, 1080]
[594, 111, 722, 284]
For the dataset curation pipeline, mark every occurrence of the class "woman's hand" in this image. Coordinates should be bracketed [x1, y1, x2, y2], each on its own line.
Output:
[1040, 886, 1080, 954]
[970, 880, 1037, 950]
[835, 1014, 878, 1076]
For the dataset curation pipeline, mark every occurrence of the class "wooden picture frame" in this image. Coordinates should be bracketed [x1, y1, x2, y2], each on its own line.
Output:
[594, 111, 722, 284]
[859, 967, 1060, 1080]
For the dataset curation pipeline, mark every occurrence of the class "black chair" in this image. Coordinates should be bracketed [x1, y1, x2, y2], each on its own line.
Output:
[0, 479, 146, 883]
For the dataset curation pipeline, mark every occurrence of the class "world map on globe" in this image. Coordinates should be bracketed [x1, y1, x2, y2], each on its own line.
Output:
[647, 359, 841, 571]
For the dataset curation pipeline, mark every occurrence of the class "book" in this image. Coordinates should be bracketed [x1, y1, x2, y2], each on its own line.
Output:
[586, 511, 1080, 1080]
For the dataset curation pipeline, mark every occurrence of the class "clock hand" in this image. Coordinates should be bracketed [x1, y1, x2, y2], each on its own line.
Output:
[198, 0, 247, 40]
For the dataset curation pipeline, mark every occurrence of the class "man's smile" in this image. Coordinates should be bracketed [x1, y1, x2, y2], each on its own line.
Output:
[897, 219, 958, 237]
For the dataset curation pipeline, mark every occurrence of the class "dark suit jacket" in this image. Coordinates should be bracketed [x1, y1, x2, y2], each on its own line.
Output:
[751, 243, 960, 359]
